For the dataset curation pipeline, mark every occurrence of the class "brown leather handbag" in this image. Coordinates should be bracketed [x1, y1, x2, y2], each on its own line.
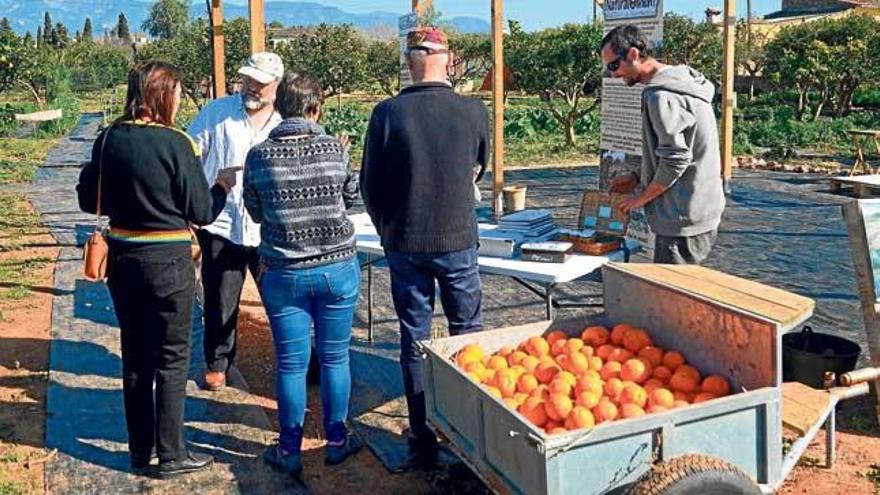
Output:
[83, 130, 111, 282]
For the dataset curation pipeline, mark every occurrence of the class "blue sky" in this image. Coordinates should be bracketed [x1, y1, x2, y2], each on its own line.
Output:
[260, 0, 783, 30]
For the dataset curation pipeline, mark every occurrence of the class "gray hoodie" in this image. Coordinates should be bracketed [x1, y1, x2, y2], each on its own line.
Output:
[640, 65, 725, 237]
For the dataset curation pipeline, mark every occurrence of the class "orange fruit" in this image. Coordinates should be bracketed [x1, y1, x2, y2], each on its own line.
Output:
[575, 377, 603, 397]
[564, 406, 595, 430]
[525, 336, 550, 357]
[600, 361, 622, 381]
[620, 403, 646, 418]
[547, 427, 568, 435]
[546, 330, 567, 347]
[619, 384, 648, 408]
[556, 370, 578, 388]
[497, 346, 515, 357]
[623, 329, 652, 354]
[464, 360, 487, 378]
[519, 397, 548, 427]
[672, 391, 692, 402]
[608, 347, 635, 363]
[466, 372, 481, 382]
[513, 392, 529, 406]
[588, 356, 604, 372]
[610, 323, 634, 346]
[579, 369, 602, 383]
[545, 393, 574, 422]
[620, 359, 651, 384]
[483, 368, 497, 385]
[543, 420, 563, 433]
[561, 352, 589, 374]
[581, 326, 610, 347]
[676, 364, 701, 382]
[648, 388, 675, 409]
[575, 390, 601, 409]
[662, 351, 685, 370]
[701, 375, 731, 397]
[487, 355, 509, 371]
[507, 350, 528, 367]
[520, 355, 540, 373]
[503, 397, 519, 409]
[643, 378, 665, 394]
[550, 338, 568, 356]
[593, 398, 619, 423]
[647, 405, 669, 414]
[651, 365, 673, 383]
[596, 344, 616, 360]
[670, 373, 698, 394]
[693, 392, 718, 404]
[455, 344, 484, 368]
[509, 365, 526, 379]
[535, 360, 561, 384]
[564, 339, 585, 355]
[637, 346, 664, 367]
[580, 345, 595, 358]
[548, 378, 573, 397]
[495, 369, 518, 398]
[484, 385, 503, 399]
[604, 377, 625, 400]
[516, 373, 538, 394]
[530, 385, 550, 401]
[672, 399, 690, 409]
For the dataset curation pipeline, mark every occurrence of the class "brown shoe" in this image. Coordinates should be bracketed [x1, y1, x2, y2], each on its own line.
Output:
[203, 371, 226, 391]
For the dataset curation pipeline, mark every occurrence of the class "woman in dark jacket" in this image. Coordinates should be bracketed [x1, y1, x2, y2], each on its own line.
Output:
[243, 72, 361, 478]
[76, 61, 232, 478]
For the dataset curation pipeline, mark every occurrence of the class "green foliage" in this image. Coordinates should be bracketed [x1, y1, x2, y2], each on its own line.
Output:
[276, 24, 367, 98]
[82, 18, 93, 42]
[506, 22, 603, 146]
[448, 33, 491, 90]
[364, 39, 399, 97]
[143, 0, 190, 40]
[138, 19, 211, 106]
[0, 27, 19, 93]
[67, 42, 131, 92]
[221, 18, 254, 87]
[855, 88, 880, 109]
[117, 13, 131, 41]
[662, 13, 722, 85]
[322, 103, 370, 149]
[38, 69, 80, 137]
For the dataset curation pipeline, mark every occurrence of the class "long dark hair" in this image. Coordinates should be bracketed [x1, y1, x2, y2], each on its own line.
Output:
[122, 61, 183, 126]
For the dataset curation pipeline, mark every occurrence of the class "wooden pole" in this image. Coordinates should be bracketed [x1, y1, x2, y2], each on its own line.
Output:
[721, 0, 736, 193]
[210, 0, 226, 98]
[413, 0, 433, 15]
[249, 0, 265, 53]
[492, 0, 505, 218]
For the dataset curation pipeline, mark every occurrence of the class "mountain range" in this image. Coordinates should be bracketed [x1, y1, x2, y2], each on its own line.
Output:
[1, 0, 490, 36]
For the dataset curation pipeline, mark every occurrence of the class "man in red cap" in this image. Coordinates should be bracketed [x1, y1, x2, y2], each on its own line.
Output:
[360, 26, 489, 468]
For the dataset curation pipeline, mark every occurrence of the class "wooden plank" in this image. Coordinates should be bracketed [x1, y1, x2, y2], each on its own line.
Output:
[607, 263, 813, 328]
[210, 0, 226, 99]
[249, 0, 265, 53]
[842, 200, 880, 425]
[14, 109, 62, 122]
[829, 175, 880, 186]
[782, 382, 833, 436]
[491, 0, 504, 219]
[720, 0, 736, 185]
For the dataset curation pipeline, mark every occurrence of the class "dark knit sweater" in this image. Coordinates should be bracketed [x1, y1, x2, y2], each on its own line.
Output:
[243, 118, 358, 268]
[360, 82, 489, 253]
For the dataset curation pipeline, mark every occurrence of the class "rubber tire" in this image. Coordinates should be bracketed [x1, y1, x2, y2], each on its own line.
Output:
[627, 454, 762, 495]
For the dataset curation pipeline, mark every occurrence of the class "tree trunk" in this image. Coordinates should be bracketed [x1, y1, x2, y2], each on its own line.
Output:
[21, 81, 44, 106]
[564, 122, 577, 147]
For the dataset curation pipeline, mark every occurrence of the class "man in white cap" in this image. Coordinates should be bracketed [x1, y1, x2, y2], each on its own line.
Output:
[188, 52, 284, 391]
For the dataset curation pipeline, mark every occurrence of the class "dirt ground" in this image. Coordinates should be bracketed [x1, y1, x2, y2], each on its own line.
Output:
[0, 198, 59, 494]
[3, 239, 880, 494]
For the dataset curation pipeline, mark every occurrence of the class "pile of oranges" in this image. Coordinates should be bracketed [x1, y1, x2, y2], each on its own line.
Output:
[453, 323, 732, 435]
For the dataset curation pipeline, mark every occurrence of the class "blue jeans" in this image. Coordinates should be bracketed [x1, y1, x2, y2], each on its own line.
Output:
[386, 247, 483, 438]
[259, 257, 360, 453]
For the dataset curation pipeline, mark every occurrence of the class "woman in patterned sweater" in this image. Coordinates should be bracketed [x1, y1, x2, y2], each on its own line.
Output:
[243, 72, 361, 477]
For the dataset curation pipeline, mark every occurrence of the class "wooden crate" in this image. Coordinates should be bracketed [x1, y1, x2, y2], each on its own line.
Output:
[423, 263, 815, 495]
[563, 191, 628, 255]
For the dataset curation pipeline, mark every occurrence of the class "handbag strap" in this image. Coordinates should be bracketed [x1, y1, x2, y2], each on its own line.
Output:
[94, 127, 112, 231]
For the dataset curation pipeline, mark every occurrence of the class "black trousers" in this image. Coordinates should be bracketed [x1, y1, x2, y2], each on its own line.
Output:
[107, 243, 194, 463]
[196, 230, 260, 373]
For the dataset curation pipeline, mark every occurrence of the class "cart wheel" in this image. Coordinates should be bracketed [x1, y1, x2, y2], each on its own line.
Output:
[627, 454, 761, 495]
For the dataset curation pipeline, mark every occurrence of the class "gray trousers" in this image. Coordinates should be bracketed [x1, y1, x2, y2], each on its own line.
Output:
[653, 230, 718, 265]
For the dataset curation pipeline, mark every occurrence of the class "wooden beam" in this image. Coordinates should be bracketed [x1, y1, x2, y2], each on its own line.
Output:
[211, 0, 226, 98]
[492, 0, 505, 218]
[412, 0, 433, 15]
[720, 0, 736, 192]
[249, 0, 265, 54]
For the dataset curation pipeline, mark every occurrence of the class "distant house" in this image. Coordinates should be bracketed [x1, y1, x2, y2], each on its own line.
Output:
[130, 32, 150, 48]
[712, 0, 880, 38]
[267, 28, 302, 49]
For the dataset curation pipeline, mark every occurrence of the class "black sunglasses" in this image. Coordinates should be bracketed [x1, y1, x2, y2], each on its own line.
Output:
[407, 46, 449, 56]
[606, 53, 627, 73]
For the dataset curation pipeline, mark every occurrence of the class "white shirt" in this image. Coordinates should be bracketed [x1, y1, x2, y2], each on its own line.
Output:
[188, 94, 282, 247]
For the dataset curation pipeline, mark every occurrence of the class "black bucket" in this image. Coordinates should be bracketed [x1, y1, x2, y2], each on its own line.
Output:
[782, 326, 861, 388]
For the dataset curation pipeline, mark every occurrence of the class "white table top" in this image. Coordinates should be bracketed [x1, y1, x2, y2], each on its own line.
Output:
[350, 213, 636, 285]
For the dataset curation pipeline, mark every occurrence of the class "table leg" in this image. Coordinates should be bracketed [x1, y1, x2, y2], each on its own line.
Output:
[368, 257, 374, 344]
[853, 135, 867, 176]
[825, 409, 835, 469]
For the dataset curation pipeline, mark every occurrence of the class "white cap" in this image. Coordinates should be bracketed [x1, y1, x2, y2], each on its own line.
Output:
[237, 52, 284, 84]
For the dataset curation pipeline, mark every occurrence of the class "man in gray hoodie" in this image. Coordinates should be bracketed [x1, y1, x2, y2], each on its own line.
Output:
[601, 25, 725, 264]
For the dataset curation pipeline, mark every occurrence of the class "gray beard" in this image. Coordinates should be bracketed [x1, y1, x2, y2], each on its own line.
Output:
[243, 94, 270, 110]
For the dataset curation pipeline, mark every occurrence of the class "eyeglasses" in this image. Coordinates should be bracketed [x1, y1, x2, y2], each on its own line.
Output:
[606, 53, 627, 73]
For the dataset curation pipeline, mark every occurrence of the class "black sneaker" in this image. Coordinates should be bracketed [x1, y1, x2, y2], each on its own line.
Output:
[405, 429, 439, 470]
[325, 433, 362, 465]
[156, 452, 214, 479]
